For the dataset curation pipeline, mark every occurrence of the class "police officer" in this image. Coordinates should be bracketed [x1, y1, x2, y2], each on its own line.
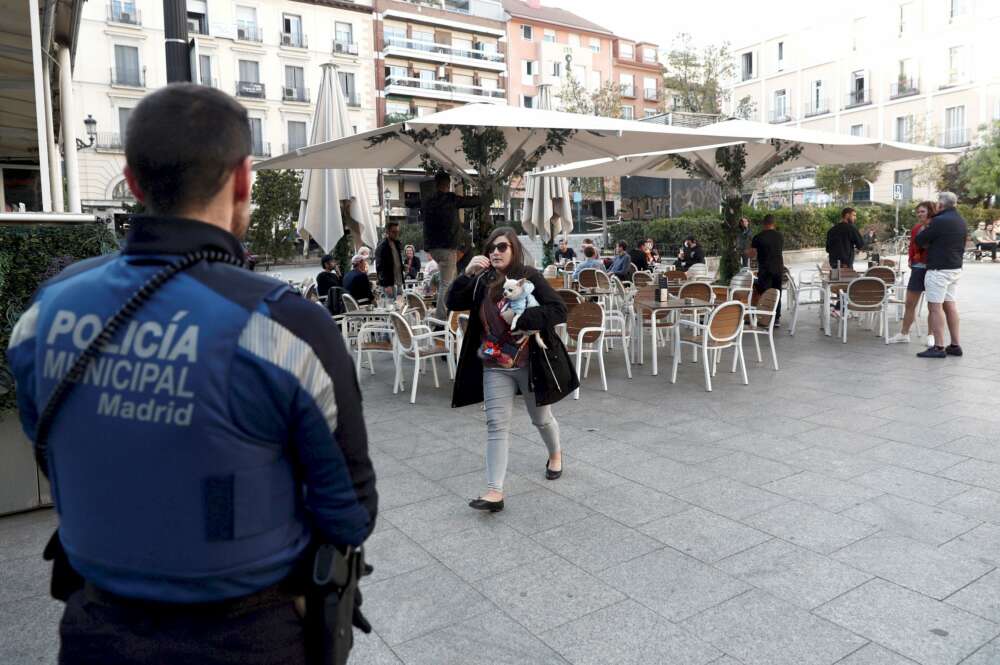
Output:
[6, 84, 377, 664]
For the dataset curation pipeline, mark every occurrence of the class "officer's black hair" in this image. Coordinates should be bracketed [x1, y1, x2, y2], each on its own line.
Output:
[434, 170, 450, 187]
[125, 83, 252, 215]
[321, 254, 335, 269]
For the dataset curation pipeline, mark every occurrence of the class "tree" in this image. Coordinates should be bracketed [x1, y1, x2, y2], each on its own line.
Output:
[815, 163, 881, 203]
[247, 169, 302, 262]
[734, 95, 757, 121]
[662, 33, 734, 115]
[960, 121, 1000, 206]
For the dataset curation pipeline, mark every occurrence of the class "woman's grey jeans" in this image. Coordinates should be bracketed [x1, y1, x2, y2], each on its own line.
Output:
[483, 367, 560, 492]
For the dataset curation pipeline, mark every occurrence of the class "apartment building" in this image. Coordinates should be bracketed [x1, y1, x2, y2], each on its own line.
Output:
[73, 0, 378, 216]
[727, 0, 1000, 203]
[612, 38, 663, 120]
[502, 0, 614, 110]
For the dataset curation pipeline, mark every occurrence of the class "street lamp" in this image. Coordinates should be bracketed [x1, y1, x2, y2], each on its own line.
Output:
[76, 115, 97, 150]
[382, 186, 392, 230]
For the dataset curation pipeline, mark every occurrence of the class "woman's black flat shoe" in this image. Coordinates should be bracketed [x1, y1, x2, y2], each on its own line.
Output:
[469, 497, 504, 512]
[545, 460, 562, 480]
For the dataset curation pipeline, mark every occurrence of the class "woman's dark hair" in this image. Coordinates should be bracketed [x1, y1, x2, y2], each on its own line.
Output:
[617, 240, 628, 251]
[583, 245, 597, 258]
[739, 216, 750, 227]
[484, 226, 526, 301]
[915, 201, 937, 218]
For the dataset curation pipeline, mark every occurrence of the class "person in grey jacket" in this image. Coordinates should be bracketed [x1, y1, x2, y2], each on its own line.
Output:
[736, 217, 753, 267]
[914, 191, 967, 358]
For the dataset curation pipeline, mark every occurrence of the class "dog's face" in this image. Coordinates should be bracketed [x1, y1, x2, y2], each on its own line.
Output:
[502, 278, 524, 300]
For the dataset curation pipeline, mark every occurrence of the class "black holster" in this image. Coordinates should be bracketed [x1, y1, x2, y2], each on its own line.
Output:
[44, 530, 84, 602]
[303, 545, 366, 665]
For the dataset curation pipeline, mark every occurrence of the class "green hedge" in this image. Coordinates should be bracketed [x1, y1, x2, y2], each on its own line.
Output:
[613, 203, 1000, 256]
[0, 222, 118, 412]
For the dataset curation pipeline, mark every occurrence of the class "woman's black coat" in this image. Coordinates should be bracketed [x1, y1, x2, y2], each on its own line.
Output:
[446, 266, 580, 408]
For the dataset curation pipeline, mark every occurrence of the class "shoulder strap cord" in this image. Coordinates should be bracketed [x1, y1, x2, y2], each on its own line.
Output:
[33, 250, 244, 475]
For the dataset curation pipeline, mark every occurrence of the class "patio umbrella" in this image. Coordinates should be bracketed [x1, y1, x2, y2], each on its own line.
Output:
[297, 63, 377, 254]
[521, 85, 573, 242]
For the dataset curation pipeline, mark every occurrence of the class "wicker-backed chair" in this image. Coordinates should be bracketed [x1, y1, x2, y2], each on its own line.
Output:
[663, 270, 687, 295]
[671, 301, 748, 392]
[556, 288, 584, 307]
[389, 312, 453, 404]
[565, 301, 607, 399]
[577, 268, 601, 291]
[742, 288, 780, 370]
[839, 277, 889, 344]
[632, 271, 655, 287]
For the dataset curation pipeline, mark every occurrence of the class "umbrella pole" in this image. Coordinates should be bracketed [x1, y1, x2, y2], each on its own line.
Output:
[600, 177, 608, 248]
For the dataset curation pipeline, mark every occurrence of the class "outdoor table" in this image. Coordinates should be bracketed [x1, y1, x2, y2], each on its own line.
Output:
[817, 271, 856, 336]
[632, 295, 714, 375]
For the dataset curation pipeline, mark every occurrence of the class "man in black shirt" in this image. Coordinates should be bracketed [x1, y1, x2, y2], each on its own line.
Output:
[421, 171, 480, 318]
[316, 254, 341, 300]
[676, 236, 705, 272]
[826, 207, 864, 270]
[375, 221, 405, 297]
[555, 238, 576, 263]
[749, 215, 785, 326]
[915, 192, 967, 358]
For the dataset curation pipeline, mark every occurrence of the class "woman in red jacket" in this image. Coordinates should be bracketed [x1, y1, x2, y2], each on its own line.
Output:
[889, 201, 936, 344]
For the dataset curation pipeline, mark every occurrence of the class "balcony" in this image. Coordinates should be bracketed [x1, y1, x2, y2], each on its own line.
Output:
[282, 86, 310, 103]
[768, 108, 792, 124]
[803, 99, 830, 118]
[333, 40, 359, 56]
[643, 87, 659, 102]
[235, 23, 263, 43]
[890, 78, 919, 99]
[95, 132, 124, 151]
[236, 80, 266, 99]
[619, 84, 635, 98]
[384, 75, 505, 104]
[107, 3, 140, 25]
[251, 142, 271, 158]
[844, 88, 871, 109]
[110, 66, 145, 88]
[198, 76, 220, 89]
[940, 127, 970, 148]
[395, 0, 504, 21]
[280, 32, 307, 48]
[382, 35, 505, 71]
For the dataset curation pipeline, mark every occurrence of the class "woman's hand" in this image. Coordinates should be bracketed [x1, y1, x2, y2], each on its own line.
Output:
[500, 308, 516, 325]
[466, 255, 490, 276]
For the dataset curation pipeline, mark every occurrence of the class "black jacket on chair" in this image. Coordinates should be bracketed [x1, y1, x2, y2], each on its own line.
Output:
[447, 267, 579, 408]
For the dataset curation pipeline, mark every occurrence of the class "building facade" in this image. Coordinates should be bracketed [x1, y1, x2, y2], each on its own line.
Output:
[612, 38, 662, 120]
[726, 0, 1000, 204]
[73, 0, 378, 216]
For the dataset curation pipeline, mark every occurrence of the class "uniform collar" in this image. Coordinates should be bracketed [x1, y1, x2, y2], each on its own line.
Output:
[123, 216, 245, 258]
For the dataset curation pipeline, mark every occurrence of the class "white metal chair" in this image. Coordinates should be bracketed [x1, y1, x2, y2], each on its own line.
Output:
[742, 287, 780, 371]
[788, 267, 823, 336]
[686, 263, 711, 281]
[355, 319, 396, 379]
[389, 312, 454, 404]
[839, 277, 889, 344]
[565, 301, 607, 399]
[671, 301, 748, 392]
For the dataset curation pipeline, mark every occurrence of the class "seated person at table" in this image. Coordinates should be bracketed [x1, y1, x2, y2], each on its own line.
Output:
[609, 241, 634, 280]
[554, 238, 576, 263]
[572, 245, 606, 281]
[343, 253, 375, 305]
[627, 245, 648, 272]
[404, 244, 421, 279]
[972, 222, 997, 261]
[643, 238, 660, 266]
[316, 253, 341, 300]
[675, 236, 705, 272]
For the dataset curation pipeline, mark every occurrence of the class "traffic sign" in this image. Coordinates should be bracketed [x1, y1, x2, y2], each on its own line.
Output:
[892, 184, 903, 201]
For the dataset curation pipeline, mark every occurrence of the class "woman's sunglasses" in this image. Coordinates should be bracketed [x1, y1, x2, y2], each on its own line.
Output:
[488, 242, 511, 254]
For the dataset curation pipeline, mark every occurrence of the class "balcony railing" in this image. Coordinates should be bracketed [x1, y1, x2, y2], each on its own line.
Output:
[741, 69, 754, 82]
[280, 32, 307, 48]
[768, 108, 792, 124]
[383, 36, 504, 63]
[845, 88, 871, 108]
[643, 87, 659, 101]
[107, 3, 140, 24]
[95, 132, 124, 150]
[385, 75, 505, 100]
[198, 76, 219, 89]
[619, 84, 635, 98]
[251, 142, 271, 158]
[282, 86, 309, 102]
[236, 80, 266, 99]
[333, 39, 359, 55]
[890, 78, 919, 99]
[396, 0, 504, 21]
[110, 66, 146, 88]
[803, 99, 830, 117]
[236, 23, 262, 43]
[940, 127, 970, 148]
[345, 92, 360, 107]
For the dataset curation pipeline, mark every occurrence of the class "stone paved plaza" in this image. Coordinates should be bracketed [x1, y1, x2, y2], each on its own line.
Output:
[3, 261, 1000, 665]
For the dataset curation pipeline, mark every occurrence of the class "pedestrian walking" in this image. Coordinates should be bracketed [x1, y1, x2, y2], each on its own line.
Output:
[749, 214, 785, 327]
[420, 170, 481, 319]
[447, 228, 579, 512]
[5, 84, 377, 665]
[375, 220, 405, 297]
[915, 191, 967, 358]
[826, 207, 865, 271]
[888, 201, 935, 344]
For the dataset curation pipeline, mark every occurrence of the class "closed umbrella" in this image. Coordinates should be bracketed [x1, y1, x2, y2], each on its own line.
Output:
[521, 85, 572, 242]
[298, 63, 377, 254]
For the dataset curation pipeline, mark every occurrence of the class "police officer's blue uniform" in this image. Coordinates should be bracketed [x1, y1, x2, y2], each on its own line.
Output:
[6, 216, 377, 663]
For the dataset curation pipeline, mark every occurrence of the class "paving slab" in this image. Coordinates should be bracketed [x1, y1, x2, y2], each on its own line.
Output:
[834, 643, 919, 664]
[670, 478, 790, 521]
[578, 481, 691, 527]
[697, 452, 799, 487]
[946, 569, 1000, 624]
[941, 459, 1000, 493]
[364, 528, 437, 584]
[422, 522, 553, 583]
[861, 441, 969, 474]
[760, 471, 882, 513]
[533, 513, 662, 573]
[494, 488, 592, 535]
[938, 523, 1000, 568]
[850, 465, 970, 505]
[637, 507, 772, 563]
[841, 494, 982, 545]
[743, 501, 877, 554]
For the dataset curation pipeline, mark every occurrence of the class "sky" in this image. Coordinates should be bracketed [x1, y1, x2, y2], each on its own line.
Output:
[543, 0, 865, 51]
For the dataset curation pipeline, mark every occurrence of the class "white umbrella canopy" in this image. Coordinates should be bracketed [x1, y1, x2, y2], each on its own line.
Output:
[297, 63, 377, 253]
[521, 85, 573, 241]
[254, 103, 749, 174]
[536, 119, 957, 181]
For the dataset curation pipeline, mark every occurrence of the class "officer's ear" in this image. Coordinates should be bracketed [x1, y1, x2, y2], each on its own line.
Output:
[123, 167, 145, 203]
[232, 157, 253, 205]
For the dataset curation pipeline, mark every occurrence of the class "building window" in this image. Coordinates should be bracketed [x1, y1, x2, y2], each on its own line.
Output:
[239, 59, 260, 83]
[386, 100, 410, 116]
[619, 42, 633, 60]
[944, 105, 966, 147]
[644, 108, 657, 118]
[772, 89, 788, 121]
[118, 107, 132, 137]
[621, 105, 634, 120]
[187, 10, 207, 34]
[568, 33, 580, 48]
[522, 95, 534, 108]
[898, 2, 912, 36]
[198, 54, 212, 86]
[521, 24, 532, 40]
[589, 70, 600, 90]
[248, 117, 264, 156]
[287, 120, 307, 151]
[386, 64, 407, 82]
[412, 28, 433, 44]
[113, 44, 141, 86]
[284, 65, 305, 100]
[235, 5, 259, 41]
[642, 47, 655, 64]
[383, 24, 405, 44]
[741, 52, 753, 80]
[776, 41, 784, 70]
[522, 59, 535, 76]
[852, 17, 865, 51]
[850, 123, 865, 137]
[895, 114, 913, 142]
[589, 37, 600, 53]
[112, 179, 134, 200]
[946, 46, 966, 85]
[550, 60, 560, 77]
[281, 14, 304, 47]
[572, 64, 586, 83]
[618, 73, 634, 96]
[950, 0, 968, 20]
[335, 22, 353, 46]
[543, 29, 555, 43]
[811, 79, 824, 113]
[849, 70, 868, 105]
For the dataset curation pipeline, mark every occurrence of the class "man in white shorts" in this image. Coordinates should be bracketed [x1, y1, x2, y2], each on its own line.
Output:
[914, 192, 967, 358]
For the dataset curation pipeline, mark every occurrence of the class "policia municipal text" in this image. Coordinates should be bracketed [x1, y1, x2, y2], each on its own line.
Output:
[6, 84, 378, 665]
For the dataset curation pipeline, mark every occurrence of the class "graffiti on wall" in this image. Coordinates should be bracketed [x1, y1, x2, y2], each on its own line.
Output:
[619, 177, 722, 220]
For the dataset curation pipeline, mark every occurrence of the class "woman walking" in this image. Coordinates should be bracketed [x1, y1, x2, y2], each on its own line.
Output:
[447, 228, 579, 512]
[889, 201, 936, 344]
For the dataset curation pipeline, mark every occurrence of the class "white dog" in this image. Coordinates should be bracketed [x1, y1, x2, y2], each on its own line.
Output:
[501, 278, 547, 350]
